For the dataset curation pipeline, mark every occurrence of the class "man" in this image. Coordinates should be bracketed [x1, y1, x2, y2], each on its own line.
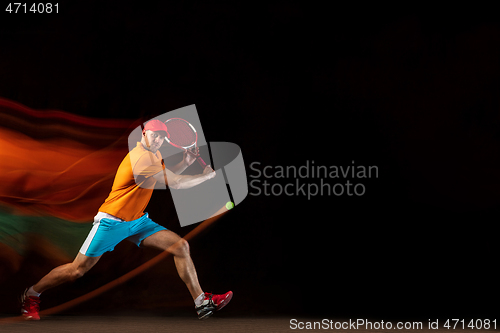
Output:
[21, 119, 232, 320]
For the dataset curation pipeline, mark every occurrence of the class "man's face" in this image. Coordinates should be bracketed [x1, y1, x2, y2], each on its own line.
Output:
[143, 130, 166, 153]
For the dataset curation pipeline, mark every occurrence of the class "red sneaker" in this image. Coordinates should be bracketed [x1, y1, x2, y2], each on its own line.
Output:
[21, 289, 41, 320]
[195, 291, 233, 319]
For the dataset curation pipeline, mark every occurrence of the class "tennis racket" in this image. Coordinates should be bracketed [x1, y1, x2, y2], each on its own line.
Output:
[164, 118, 207, 168]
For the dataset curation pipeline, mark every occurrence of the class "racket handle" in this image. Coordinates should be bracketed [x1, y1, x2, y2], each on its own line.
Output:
[185, 149, 207, 168]
[197, 157, 207, 168]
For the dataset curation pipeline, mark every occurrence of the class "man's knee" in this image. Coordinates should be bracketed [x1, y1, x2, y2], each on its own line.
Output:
[69, 267, 86, 280]
[68, 262, 92, 280]
[173, 238, 190, 257]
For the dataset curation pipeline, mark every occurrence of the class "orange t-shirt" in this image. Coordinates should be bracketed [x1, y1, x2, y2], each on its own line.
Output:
[98, 142, 165, 221]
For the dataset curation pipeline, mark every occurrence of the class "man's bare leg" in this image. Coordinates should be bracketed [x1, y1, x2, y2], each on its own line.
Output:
[141, 230, 203, 299]
[32, 252, 101, 293]
[22, 252, 101, 320]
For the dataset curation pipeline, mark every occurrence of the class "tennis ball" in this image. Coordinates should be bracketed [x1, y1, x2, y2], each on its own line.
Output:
[226, 201, 234, 210]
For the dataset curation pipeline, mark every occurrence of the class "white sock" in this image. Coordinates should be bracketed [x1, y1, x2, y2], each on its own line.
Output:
[26, 286, 41, 297]
[194, 292, 205, 307]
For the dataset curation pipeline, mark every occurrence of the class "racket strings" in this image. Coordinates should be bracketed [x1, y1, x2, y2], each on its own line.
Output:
[166, 120, 196, 147]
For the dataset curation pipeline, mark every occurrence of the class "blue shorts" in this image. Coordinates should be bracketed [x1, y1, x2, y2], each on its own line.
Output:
[79, 212, 167, 257]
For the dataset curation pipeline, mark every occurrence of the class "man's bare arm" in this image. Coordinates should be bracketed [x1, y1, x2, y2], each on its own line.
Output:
[168, 149, 199, 175]
[169, 160, 189, 175]
[152, 165, 216, 189]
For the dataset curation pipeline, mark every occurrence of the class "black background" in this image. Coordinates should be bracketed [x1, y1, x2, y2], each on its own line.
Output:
[1, 1, 499, 321]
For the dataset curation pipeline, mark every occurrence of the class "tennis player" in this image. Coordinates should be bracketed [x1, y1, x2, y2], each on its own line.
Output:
[21, 119, 232, 320]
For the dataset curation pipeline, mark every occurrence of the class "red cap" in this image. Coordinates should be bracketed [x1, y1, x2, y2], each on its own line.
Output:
[142, 119, 169, 138]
